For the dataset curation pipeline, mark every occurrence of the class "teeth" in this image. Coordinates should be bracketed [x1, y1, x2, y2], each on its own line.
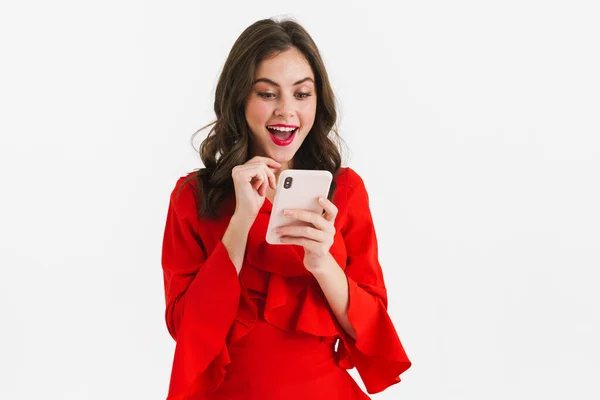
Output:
[267, 126, 297, 132]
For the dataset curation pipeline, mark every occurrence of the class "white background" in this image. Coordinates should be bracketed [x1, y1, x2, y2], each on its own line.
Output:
[1, 1, 598, 399]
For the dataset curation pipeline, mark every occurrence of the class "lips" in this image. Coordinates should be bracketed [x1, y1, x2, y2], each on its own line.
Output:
[266, 124, 299, 129]
[266, 126, 297, 135]
[267, 126, 298, 146]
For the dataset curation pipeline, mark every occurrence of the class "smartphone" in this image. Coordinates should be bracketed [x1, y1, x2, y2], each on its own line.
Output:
[266, 169, 333, 245]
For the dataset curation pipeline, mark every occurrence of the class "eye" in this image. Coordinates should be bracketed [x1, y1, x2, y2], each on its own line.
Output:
[257, 92, 312, 99]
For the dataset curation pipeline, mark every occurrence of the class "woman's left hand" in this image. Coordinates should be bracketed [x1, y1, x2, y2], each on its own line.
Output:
[274, 197, 338, 274]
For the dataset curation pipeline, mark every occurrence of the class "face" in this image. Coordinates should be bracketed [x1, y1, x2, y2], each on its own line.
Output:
[244, 47, 317, 171]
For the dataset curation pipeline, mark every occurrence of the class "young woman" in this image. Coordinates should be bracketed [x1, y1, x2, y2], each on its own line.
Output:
[161, 17, 411, 400]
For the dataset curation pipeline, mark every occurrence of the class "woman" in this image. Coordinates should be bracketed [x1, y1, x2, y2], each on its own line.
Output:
[161, 17, 411, 400]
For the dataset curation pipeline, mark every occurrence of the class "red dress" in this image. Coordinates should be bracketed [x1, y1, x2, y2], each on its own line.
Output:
[161, 167, 411, 400]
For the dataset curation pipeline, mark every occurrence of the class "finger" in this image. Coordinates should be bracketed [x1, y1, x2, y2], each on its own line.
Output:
[285, 208, 329, 231]
[318, 197, 338, 222]
[257, 179, 264, 196]
[259, 170, 268, 196]
[251, 172, 261, 191]
[279, 236, 317, 251]
[250, 168, 263, 193]
[257, 156, 281, 169]
[277, 225, 325, 242]
[264, 164, 277, 190]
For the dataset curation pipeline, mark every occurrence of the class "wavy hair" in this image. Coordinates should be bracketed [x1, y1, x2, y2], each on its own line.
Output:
[178, 17, 348, 220]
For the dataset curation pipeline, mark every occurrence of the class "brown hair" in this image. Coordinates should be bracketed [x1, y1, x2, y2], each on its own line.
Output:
[178, 17, 348, 220]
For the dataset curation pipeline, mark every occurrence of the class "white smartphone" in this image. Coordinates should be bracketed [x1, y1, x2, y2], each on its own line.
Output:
[266, 169, 333, 245]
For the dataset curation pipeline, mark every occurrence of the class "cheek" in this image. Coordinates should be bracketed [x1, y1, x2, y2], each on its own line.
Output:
[246, 99, 272, 125]
[299, 101, 317, 125]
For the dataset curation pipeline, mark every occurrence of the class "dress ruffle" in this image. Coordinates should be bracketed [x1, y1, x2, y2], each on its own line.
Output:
[228, 170, 410, 395]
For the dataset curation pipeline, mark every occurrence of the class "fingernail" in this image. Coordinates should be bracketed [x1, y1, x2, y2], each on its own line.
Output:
[283, 209, 292, 216]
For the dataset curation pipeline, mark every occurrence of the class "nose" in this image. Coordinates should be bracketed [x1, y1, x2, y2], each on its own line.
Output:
[274, 94, 295, 118]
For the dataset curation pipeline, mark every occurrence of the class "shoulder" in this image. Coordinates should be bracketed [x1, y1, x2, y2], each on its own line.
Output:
[169, 169, 202, 215]
[330, 166, 371, 222]
[334, 166, 368, 197]
[331, 167, 372, 237]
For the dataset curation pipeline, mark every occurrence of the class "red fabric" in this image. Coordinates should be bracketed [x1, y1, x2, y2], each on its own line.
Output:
[161, 167, 412, 400]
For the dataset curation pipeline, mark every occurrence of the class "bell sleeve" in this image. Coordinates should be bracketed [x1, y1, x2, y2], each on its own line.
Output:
[336, 170, 412, 394]
[161, 178, 240, 399]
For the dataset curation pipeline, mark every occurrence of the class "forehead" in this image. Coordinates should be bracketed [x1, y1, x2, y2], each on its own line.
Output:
[254, 48, 314, 85]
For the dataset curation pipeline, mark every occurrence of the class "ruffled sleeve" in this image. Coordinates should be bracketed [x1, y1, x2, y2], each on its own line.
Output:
[161, 177, 240, 399]
[335, 169, 412, 394]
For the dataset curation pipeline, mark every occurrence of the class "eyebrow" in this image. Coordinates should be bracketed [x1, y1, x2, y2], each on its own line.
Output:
[253, 77, 315, 87]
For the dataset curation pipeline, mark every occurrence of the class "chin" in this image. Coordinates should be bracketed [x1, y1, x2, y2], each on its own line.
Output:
[271, 155, 292, 164]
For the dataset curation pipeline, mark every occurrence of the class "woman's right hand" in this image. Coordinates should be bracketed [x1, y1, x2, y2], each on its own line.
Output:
[231, 156, 281, 222]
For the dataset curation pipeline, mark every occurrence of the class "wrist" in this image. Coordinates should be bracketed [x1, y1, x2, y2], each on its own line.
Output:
[310, 253, 339, 279]
[230, 212, 255, 232]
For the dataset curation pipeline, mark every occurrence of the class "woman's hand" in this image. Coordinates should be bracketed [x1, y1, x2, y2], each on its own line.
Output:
[274, 196, 339, 274]
[232, 156, 281, 222]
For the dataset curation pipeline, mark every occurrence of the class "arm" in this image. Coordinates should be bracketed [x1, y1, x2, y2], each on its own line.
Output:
[162, 194, 241, 341]
[161, 178, 249, 398]
[326, 170, 412, 394]
[312, 254, 357, 340]
[221, 213, 254, 275]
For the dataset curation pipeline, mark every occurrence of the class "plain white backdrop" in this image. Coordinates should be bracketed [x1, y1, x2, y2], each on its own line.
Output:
[1, 1, 598, 399]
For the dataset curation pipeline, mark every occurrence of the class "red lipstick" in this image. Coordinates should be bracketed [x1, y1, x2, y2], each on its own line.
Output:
[266, 123, 299, 128]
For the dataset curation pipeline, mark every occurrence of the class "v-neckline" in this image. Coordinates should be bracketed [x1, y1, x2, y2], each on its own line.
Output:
[262, 194, 274, 213]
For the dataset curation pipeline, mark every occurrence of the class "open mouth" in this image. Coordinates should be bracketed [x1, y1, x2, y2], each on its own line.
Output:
[266, 126, 299, 142]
